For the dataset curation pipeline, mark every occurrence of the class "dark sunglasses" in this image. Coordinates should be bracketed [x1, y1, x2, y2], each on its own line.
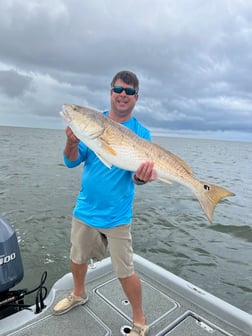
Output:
[112, 86, 138, 96]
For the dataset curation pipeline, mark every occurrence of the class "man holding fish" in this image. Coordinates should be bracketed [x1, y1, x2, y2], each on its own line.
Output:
[53, 70, 156, 336]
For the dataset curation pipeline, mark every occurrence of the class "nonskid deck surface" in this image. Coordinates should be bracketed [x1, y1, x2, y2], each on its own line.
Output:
[1, 255, 251, 336]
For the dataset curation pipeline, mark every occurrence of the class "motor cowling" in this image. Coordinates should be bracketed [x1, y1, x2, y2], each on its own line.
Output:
[0, 215, 24, 293]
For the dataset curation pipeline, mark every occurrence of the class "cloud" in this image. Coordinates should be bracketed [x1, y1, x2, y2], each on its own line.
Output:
[0, 0, 252, 140]
[0, 69, 32, 97]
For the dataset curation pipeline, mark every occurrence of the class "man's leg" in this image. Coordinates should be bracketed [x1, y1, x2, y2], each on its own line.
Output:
[119, 273, 146, 325]
[53, 218, 106, 315]
[70, 217, 107, 296]
[71, 260, 88, 297]
[102, 225, 147, 327]
[53, 261, 88, 315]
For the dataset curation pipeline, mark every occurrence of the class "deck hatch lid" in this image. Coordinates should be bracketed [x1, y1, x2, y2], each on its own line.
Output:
[163, 312, 235, 336]
[95, 278, 178, 325]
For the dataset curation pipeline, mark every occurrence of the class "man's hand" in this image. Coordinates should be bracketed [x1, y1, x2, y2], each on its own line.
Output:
[135, 162, 157, 183]
[65, 126, 79, 144]
[64, 127, 80, 161]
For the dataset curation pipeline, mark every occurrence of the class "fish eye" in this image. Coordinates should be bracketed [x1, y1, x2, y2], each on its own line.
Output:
[204, 184, 210, 190]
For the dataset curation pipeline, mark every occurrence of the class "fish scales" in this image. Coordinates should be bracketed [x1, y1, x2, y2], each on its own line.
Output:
[60, 103, 235, 223]
[102, 123, 190, 179]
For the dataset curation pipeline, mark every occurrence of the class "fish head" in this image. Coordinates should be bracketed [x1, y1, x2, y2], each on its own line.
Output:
[61, 103, 90, 124]
[60, 103, 105, 141]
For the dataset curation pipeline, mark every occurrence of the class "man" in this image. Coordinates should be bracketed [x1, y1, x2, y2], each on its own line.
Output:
[53, 70, 156, 336]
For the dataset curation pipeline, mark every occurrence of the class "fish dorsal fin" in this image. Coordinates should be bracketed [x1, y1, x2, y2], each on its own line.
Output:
[95, 152, 112, 169]
[170, 151, 193, 175]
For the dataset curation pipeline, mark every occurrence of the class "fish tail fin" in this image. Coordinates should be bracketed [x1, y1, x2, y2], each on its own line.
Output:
[195, 182, 235, 223]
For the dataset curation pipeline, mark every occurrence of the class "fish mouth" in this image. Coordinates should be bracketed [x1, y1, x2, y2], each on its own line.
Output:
[62, 103, 69, 112]
[59, 105, 72, 123]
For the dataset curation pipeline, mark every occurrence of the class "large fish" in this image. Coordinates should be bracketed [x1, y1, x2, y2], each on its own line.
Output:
[60, 103, 235, 223]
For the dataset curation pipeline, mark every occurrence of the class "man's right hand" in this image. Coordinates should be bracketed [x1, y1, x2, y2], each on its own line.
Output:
[65, 126, 79, 144]
[64, 127, 79, 161]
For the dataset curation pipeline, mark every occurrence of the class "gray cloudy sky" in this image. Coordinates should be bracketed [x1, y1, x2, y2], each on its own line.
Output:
[0, 0, 252, 141]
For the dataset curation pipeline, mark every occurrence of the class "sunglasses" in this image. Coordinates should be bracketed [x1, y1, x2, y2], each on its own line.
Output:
[112, 86, 138, 96]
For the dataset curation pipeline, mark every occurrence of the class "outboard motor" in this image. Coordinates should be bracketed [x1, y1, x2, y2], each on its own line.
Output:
[0, 215, 24, 292]
[0, 215, 47, 319]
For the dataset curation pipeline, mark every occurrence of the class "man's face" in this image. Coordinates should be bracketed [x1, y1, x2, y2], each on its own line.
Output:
[110, 79, 138, 121]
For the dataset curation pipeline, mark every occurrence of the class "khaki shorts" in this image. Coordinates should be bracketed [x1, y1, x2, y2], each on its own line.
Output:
[70, 217, 134, 278]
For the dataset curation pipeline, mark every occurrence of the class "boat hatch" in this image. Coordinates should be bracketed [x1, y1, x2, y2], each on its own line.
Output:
[163, 312, 233, 335]
[95, 277, 178, 325]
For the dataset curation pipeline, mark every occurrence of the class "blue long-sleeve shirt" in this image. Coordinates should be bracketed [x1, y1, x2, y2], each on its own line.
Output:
[64, 112, 151, 229]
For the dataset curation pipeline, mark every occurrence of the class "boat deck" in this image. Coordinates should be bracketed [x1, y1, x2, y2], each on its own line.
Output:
[1, 255, 251, 336]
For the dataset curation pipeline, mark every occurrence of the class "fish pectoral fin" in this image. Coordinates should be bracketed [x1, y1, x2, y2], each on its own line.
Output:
[159, 177, 173, 184]
[95, 152, 112, 169]
[100, 139, 117, 156]
[89, 128, 104, 140]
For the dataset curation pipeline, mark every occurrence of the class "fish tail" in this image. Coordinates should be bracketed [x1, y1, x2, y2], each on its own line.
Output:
[195, 182, 235, 223]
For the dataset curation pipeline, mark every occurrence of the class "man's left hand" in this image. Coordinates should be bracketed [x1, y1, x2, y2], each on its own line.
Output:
[135, 162, 157, 182]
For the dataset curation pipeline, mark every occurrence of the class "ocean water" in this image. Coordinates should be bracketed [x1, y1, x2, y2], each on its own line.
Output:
[0, 126, 251, 313]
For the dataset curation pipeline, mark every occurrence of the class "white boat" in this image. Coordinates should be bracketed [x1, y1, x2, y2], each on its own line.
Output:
[1, 216, 252, 336]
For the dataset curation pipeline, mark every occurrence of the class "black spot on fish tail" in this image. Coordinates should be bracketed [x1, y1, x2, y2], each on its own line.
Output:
[197, 181, 235, 222]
